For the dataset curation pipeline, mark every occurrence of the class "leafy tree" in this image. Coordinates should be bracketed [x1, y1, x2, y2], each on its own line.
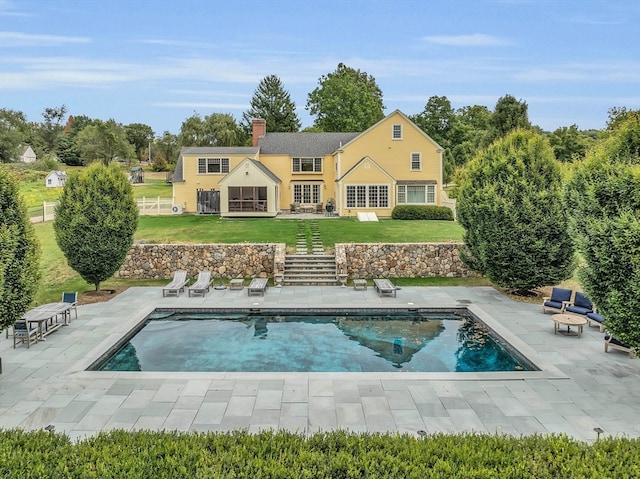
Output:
[75, 119, 135, 165]
[564, 111, 640, 349]
[547, 124, 593, 162]
[0, 108, 29, 162]
[447, 105, 492, 183]
[54, 163, 138, 291]
[457, 129, 575, 294]
[125, 123, 154, 162]
[178, 112, 246, 147]
[411, 96, 456, 148]
[242, 75, 301, 133]
[489, 94, 531, 141]
[0, 166, 41, 333]
[155, 131, 180, 165]
[56, 134, 82, 166]
[37, 105, 68, 157]
[306, 63, 385, 132]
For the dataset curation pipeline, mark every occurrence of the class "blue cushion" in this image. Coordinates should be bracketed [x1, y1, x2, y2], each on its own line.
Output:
[550, 287, 572, 303]
[586, 312, 603, 323]
[605, 334, 630, 348]
[565, 305, 592, 315]
[543, 300, 564, 310]
[573, 292, 593, 310]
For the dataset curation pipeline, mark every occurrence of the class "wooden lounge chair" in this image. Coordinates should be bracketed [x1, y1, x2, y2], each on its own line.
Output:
[162, 270, 188, 297]
[604, 333, 636, 358]
[188, 271, 213, 297]
[12, 319, 39, 349]
[542, 287, 572, 314]
[247, 278, 268, 296]
[373, 278, 396, 297]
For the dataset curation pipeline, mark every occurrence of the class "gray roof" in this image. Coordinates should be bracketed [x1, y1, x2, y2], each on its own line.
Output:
[180, 146, 259, 155]
[258, 132, 359, 156]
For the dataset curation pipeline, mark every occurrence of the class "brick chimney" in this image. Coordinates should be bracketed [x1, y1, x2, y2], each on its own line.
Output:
[252, 118, 266, 146]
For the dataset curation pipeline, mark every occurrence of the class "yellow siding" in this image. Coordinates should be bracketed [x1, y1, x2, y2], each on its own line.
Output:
[173, 153, 256, 212]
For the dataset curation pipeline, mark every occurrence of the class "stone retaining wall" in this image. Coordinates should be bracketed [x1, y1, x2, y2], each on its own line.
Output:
[115, 242, 478, 279]
[115, 243, 280, 279]
[337, 243, 478, 278]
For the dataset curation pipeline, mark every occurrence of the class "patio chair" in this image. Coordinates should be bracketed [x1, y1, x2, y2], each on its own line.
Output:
[542, 287, 572, 314]
[586, 312, 605, 332]
[564, 291, 594, 316]
[62, 291, 78, 320]
[604, 333, 636, 358]
[315, 202, 323, 214]
[12, 319, 39, 349]
[162, 270, 188, 297]
[188, 271, 213, 297]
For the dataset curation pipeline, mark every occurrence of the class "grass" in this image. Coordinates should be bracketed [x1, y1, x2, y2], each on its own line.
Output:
[32, 216, 468, 304]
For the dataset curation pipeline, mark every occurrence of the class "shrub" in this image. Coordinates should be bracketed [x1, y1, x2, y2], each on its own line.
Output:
[0, 430, 638, 478]
[392, 205, 454, 220]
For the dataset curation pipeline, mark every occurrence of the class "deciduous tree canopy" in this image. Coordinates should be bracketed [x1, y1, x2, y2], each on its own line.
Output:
[306, 63, 385, 132]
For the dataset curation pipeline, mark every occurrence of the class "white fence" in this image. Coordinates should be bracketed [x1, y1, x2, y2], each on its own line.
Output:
[38, 197, 174, 222]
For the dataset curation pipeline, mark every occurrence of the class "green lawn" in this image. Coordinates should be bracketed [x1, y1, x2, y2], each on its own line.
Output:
[33, 216, 469, 304]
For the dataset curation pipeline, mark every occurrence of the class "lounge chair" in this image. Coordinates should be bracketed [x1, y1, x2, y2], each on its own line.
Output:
[62, 291, 78, 320]
[586, 312, 605, 332]
[373, 278, 397, 297]
[604, 333, 636, 358]
[248, 278, 268, 296]
[162, 270, 188, 297]
[542, 287, 572, 314]
[12, 320, 39, 349]
[564, 291, 594, 316]
[188, 271, 213, 297]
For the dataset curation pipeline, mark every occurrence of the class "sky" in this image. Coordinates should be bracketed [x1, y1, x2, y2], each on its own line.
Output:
[1, 0, 639, 136]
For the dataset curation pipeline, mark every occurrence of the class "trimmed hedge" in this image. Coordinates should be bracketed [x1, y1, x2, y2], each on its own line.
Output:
[392, 205, 454, 220]
[1, 429, 638, 478]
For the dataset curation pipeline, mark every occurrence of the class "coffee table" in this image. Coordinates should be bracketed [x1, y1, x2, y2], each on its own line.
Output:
[552, 314, 587, 338]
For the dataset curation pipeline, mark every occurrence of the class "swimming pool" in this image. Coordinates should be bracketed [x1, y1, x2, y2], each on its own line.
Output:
[90, 308, 537, 373]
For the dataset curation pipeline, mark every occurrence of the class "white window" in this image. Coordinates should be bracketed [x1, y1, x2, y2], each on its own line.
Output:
[392, 124, 402, 140]
[198, 158, 229, 174]
[346, 185, 389, 208]
[292, 157, 322, 173]
[397, 184, 436, 204]
[293, 183, 321, 204]
[410, 152, 421, 171]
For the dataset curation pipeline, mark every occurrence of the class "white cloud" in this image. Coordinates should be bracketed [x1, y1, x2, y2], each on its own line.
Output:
[0, 0, 28, 17]
[513, 61, 640, 82]
[0, 31, 90, 47]
[422, 34, 511, 47]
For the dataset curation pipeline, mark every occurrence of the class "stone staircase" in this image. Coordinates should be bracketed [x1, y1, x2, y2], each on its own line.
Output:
[285, 220, 337, 285]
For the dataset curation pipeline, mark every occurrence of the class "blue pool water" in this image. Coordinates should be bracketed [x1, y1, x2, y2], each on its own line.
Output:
[92, 309, 535, 373]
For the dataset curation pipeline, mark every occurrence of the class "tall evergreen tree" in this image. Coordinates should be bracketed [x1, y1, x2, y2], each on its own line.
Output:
[306, 63, 385, 132]
[54, 163, 138, 291]
[0, 167, 41, 333]
[242, 75, 301, 133]
[564, 111, 640, 349]
[457, 130, 574, 294]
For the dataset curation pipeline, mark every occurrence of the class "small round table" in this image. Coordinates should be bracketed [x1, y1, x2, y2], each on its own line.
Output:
[552, 314, 587, 338]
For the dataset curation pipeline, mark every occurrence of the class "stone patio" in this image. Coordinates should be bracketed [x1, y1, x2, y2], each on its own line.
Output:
[1, 285, 638, 443]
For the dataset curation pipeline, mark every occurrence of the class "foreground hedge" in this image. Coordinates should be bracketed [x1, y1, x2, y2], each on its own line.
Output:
[392, 205, 454, 220]
[1, 430, 638, 478]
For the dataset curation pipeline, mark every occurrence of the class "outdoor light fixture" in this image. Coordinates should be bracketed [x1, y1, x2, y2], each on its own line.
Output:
[594, 427, 604, 440]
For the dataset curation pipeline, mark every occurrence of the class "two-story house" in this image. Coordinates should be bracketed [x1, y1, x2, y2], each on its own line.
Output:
[171, 110, 445, 218]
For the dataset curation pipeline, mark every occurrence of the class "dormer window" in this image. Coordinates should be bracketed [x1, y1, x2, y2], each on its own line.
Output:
[392, 124, 403, 140]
